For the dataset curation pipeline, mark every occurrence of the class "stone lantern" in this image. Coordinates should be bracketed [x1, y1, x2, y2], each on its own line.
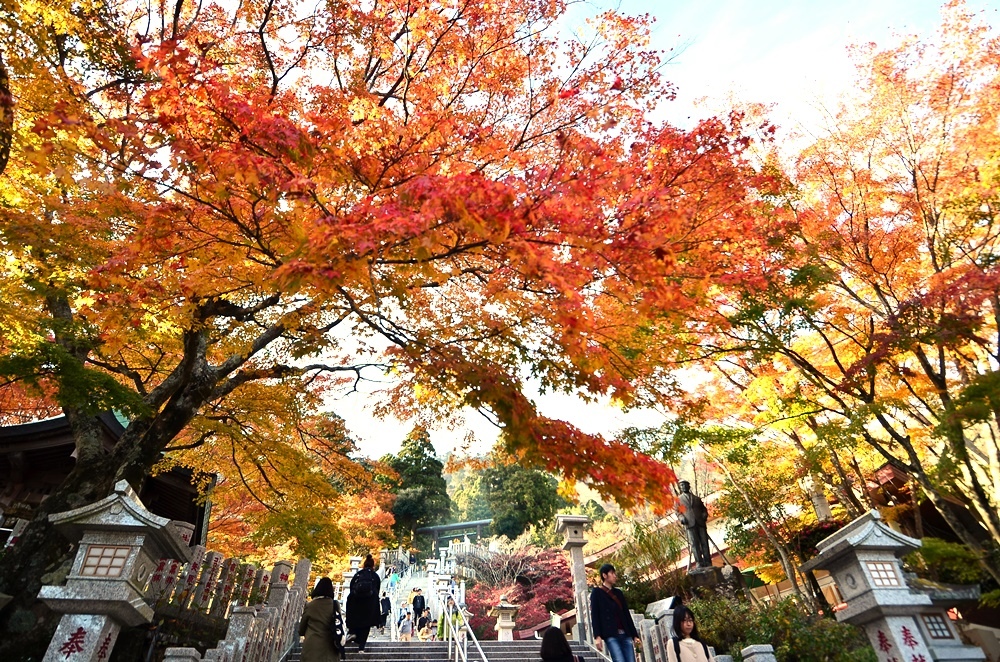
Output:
[555, 514, 591, 642]
[801, 510, 985, 662]
[489, 596, 519, 641]
[37, 480, 192, 662]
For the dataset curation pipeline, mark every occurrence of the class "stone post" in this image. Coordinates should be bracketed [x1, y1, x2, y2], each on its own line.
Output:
[162, 648, 203, 662]
[37, 480, 192, 662]
[639, 619, 663, 662]
[3, 517, 28, 549]
[800, 474, 832, 521]
[741, 644, 777, 661]
[489, 597, 519, 642]
[801, 510, 986, 662]
[341, 556, 360, 600]
[555, 514, 592, 643]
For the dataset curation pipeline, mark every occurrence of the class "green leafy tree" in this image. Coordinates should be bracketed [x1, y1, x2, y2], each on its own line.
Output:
[450, 472, 493, 522]
[482, 462, 567, 539]
[608, 518, 688, 607]
[381, 427, 451, 545]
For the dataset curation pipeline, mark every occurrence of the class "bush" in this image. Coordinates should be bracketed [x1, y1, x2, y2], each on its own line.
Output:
[463, 548, 574, 639]
[903, 537, 988, 585]
[690, 596, 875, 662]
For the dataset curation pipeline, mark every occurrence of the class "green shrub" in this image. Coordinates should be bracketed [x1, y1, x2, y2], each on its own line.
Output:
[690, 596, 876, 662]
[903, 537, 988, 585]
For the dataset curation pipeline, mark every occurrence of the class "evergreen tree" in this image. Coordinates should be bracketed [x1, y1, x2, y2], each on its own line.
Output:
[482, 462, 566, 539]
[381, 427, 452, 545]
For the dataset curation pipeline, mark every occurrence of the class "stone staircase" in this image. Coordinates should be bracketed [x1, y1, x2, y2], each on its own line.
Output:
[285, 638, 602, 661]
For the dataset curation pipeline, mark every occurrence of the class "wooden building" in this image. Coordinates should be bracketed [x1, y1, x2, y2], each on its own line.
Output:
[0, 412, 210, 546]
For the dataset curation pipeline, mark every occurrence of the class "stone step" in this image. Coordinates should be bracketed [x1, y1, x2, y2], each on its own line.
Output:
[287, 637, 601, 662]
[339, 640, 600, 662]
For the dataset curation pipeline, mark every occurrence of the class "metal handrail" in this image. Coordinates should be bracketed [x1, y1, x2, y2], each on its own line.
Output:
[587, 640, 614, 662]
[388, 565, 415, 642]
[436, 591, 488, 662]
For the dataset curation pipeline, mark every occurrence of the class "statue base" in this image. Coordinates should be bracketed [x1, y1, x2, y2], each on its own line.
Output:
[687, 565, 747, 599]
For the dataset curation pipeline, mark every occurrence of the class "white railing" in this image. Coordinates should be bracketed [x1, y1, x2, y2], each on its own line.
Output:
[435, 591, 489, 662]
[388, 564, 418, 641]
[163, 558, 311, 662]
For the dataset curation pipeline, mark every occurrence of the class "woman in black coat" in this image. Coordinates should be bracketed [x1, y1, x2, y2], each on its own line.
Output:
[345, 554, 382, 653]
[539, 626, 584, 662]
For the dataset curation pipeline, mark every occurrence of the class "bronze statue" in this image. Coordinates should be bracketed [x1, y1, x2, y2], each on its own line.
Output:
[676, 480, 712, 568]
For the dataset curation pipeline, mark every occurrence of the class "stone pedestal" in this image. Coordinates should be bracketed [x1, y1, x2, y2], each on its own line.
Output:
[742, 644, 777, 661]
[687, 564, 747, 599]
[489, 597, 519, 641]
[688, 566, 724, 591]
[556, 515, 592, 643]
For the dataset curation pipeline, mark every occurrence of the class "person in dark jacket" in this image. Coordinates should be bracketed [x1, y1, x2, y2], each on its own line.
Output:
[299, 577, 342, 662]
[411, 587, 426, 615]
[539, 626, 584, 662]
[380, 591, 392, 631]
[346, 554, 382, 653]
[589, 563, 640, 662]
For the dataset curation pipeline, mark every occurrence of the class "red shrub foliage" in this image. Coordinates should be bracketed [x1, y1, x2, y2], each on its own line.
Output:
[465, 549, 575, 639]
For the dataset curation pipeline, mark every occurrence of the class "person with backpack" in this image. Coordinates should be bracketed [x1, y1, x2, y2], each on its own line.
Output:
[539, 626, 584, 662]
[346, 554, 382, 653]
[397, 600, 410, 626]
[299, 577, 342, 662]
[590, 563, 640, 662]
[380, 591, 392, 632]
[666, 605, 715, 662]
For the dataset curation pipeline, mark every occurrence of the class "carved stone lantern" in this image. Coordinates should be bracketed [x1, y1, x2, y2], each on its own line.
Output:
[801, 510, 985, 662]
[555, 514, 592, 642]
[37, 480, 192, 662]
[489, 596, 520, 641]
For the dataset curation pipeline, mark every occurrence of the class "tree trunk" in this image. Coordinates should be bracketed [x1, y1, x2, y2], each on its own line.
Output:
[0, 449, 121, 659]
[827, 448, 865, 517]
[702, 446, 816, 610]
[0, 48, 12, 176]
[910, 477, 924, 539]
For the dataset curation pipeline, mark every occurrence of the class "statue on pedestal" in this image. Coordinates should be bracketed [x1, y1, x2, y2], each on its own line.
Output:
[676, 481, 712, 568]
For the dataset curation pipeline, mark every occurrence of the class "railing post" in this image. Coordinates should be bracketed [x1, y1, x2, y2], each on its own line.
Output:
[741, 644, 777, 661]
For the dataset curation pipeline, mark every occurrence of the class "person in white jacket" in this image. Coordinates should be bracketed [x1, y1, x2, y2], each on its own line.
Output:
[666, 605, 715, 662]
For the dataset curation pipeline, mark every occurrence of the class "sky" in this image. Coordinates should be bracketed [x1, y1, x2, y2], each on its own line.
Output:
[334, 0, 998, 461]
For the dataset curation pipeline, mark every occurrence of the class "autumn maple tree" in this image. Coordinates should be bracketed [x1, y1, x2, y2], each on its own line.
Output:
[0, 0, 770, 650]
[675, 0, 1000, 584]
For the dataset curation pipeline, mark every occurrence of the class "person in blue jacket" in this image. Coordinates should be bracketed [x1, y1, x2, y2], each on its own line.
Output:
[589, 563, 640, 662]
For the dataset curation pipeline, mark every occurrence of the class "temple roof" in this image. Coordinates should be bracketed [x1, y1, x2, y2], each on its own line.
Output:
[801, 510, 921, 572]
